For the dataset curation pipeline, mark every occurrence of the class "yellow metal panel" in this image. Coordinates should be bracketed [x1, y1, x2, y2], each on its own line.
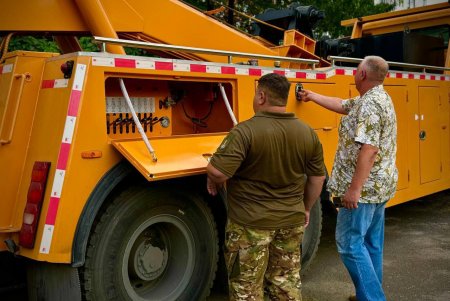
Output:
[237, 78, 258, 121]
[419, 86, 441, 184]
[0, 1, 88, 32]
[74, 0, 125, 55]
[10, 56, 86, 260]
[315, 128, 338, 176]
[100, 0, 145, 32]
[0, 57, 21, 229]
[18, 56, 125, 262]
[0, 73, 26, 144]
[341, 3, 450, 38]
[440, 87, 450, 179]
[0, 53, 53, 231]
[0, 62, 15, 143]
[124, 0, 279, 65]
[0, 0, 143, 32]
[112, 135, 225, 180]
[385, 86, 409, 191]
[341, 2, 450, 27]
[351, 22, 363, 39]
[361, 14, 450, 37]
[293, 83, 338, 130]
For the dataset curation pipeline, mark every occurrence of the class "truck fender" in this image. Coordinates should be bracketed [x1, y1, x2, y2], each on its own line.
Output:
[71, 161, 135, 267]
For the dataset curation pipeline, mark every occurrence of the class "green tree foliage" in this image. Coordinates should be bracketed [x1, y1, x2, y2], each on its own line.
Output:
[79, 37, 99, 52]
[3, 35, 148, 56]
[6, 36, 95, 53]
[8, 36, 60, 53]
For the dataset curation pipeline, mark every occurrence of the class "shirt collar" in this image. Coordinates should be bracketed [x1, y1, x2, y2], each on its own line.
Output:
[365, 84, 384, 96]
[255, 111, 296, 118]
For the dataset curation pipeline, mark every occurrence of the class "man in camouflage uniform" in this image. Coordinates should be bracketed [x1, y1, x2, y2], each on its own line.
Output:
[299, 56, 398, 301]
[206, 73, 326, 300]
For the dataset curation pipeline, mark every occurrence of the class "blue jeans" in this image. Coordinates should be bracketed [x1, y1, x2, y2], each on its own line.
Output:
[336, 202, 387, 301]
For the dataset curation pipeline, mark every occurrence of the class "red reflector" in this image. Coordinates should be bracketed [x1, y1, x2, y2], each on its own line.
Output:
[19, 161, 51, 248]
[31, 162, 50, 182]
[27, 182, 44, 204]
[19, 225, 35, 248]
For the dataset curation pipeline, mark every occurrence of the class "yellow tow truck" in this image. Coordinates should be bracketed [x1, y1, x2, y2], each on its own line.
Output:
[0, 1, 449, 300]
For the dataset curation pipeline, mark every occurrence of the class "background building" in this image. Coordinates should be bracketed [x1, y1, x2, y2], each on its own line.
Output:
[375, 0, 448, 10]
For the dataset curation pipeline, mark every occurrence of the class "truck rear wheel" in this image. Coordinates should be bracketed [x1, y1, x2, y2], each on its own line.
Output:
[81, 185, 218, 301]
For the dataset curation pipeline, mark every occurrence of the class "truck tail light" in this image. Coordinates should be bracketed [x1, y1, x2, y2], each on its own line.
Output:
[19, 162, 51, 248]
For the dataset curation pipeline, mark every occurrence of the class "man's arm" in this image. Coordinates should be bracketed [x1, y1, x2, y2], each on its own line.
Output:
[298, 90, 347, 115]
[343, 143, 379, 209]
[206, 163, 229, 196]
[304, 175, 326, 227]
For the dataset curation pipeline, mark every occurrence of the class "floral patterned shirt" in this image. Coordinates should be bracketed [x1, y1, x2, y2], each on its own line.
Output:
[327, 85, 398, 203]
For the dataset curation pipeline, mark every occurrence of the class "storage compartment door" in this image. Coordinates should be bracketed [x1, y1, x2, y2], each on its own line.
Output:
[418, 87, 441, 184]
[293, 83, 338, 130]
[385, 85, 409, 191]
[111, 135, 225, 180]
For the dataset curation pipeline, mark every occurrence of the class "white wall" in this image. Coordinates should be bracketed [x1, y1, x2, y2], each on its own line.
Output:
[375, 0, 448, 11]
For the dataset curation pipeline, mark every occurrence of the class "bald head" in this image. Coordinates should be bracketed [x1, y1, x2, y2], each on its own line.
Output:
[361, 56, 389, 82]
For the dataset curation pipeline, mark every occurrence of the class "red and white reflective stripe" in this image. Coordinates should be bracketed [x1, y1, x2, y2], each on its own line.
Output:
[39, 63, 87, 254]
[335, 69, 355, 76]
[41, 79, 69, 89]
[0, 64, 13, 74]
[92, 56, 335, 80]
[92, 56, 450, 82]
[385, 71, 450, 81]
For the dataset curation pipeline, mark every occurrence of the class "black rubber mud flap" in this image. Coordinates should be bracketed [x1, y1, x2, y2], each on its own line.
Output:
[27, 262, 81, 301]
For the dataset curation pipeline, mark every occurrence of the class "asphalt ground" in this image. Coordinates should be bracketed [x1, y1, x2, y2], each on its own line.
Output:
[209, 189, 450, 301]
[2, 190, 449, 300]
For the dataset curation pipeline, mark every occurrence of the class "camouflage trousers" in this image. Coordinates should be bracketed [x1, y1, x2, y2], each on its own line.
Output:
[224, 219, 304, 301]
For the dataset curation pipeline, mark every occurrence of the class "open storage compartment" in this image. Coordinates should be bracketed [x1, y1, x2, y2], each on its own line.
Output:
[104, 76, 236, 180]
[105, 77, 235, 138]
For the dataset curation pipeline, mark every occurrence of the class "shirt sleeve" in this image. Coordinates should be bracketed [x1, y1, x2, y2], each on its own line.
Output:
[354, 98, 382, 147]
[306, 130, 326, 176]
[210, 126, 249, 178]
[342, 96, 358, 113]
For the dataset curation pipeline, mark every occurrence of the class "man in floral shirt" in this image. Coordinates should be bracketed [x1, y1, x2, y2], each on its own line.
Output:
[299, 56, 397, 301]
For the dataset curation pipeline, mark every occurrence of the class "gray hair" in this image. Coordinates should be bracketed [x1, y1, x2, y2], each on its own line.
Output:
[363, 56, 389, 81]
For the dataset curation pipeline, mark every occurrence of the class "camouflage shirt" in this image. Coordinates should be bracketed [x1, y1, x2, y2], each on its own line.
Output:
[327, 85, 398, 203]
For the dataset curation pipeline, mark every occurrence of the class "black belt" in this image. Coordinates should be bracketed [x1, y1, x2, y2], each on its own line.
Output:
[332, 196, 344, 208]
